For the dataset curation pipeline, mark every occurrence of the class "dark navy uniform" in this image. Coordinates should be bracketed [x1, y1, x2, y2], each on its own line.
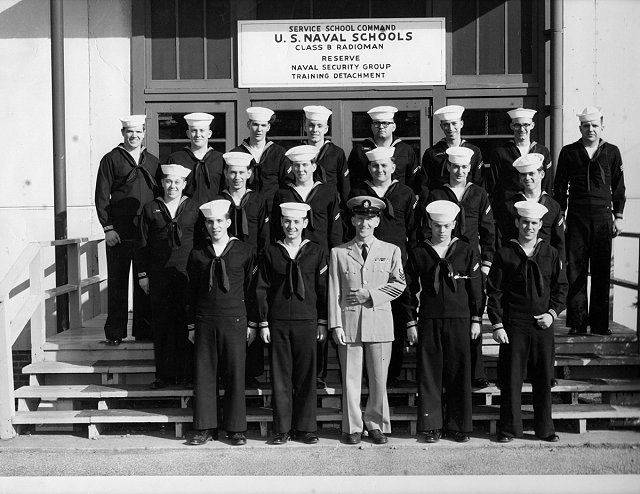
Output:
[347, 138, 419, 191]
[270, 183, 343, 255]
[416, 139, 483, 202]
[425, 183, 495, 383]
[217, 188, 270, 382]
[554, 140, 625, 333]
[485, 142, 553, 247]
[231, 139, 291, 211]
[313, 141, 351, 206]
[406, 238, 483, 434]
[187, 238, 257, 433]
[350, 180, 418, 383]
[256, 240, 328, 434]
[487, 240, 568, 439]
[503, 193, 566, 261]
[137, 197, 198, 382]
[95, 145, 158, 340]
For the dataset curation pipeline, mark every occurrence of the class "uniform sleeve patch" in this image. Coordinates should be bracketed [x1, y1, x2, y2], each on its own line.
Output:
[558, 217, 564, 226]
[320, 265, 328, 275]
[344, 169, 349, 176]
[334, 213, 341, 220]
[484, 162, 491, 168]
[265, 217, 270, 223]
[485, 205, 491, 215]
[252, 266, 258, 275]
[473, 262, 480, 271]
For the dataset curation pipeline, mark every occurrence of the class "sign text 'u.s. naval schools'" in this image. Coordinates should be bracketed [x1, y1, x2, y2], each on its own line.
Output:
[238, 18, 445, 88]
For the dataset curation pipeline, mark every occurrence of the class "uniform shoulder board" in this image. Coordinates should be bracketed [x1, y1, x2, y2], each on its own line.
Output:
[320, 265, 328, 275]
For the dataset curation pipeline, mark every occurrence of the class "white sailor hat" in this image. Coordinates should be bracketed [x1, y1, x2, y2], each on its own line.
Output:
[280, 202, 311, 219]
[445, 146, 474, 165]
[365, 147, 395, 162]
[160, 164, 191, 178]
[223, 152, 253, 168]
[513, 153, 545, 174]
[347, 196, 386, 217]
[200, 199, 231, 219]
[303, 105, 332, 122]
[434, 105, 465, 122]
[367, 106, 398, 121]
[285, 145, 319, 163]
[507, 108, 536, 121]
[120, 115, 146, 128]
[577, 106, 603, 122]
[426, 200, 460, 224]
[246, 106, 274, 123]
[514, 200, 548, 219]
[184, 113, 214, 127]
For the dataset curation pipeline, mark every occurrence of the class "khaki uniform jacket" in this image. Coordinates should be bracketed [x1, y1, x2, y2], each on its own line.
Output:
[329, 237, 406, 343]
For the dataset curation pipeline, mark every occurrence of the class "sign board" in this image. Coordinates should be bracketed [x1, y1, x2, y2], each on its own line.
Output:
[238, 18, 446, 88]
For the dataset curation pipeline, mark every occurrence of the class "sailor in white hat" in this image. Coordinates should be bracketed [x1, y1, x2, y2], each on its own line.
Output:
[425, 145, 495, 389]
[229, 106, 290, 205]
[405, 199, 482, 444]
[347, 105, 419, 190]
[485, 107, 552, 249]
[329, 195, 405, 445]
[303, 105, 350, 204]
[271, 145, 342, 256]
[94, 115, 159, 345]
[554, 107, 625, 335]
[417, 105, 483, 200]
[351, 146, 419, 386]
[488, 198, 567, 444]
[136, 162, 199, 389]
[164, 112, 224, 226]
[187, 198, 258, 446]
[256, 200, 328, 445]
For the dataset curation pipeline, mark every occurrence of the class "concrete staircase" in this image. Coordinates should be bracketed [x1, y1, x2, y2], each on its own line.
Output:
[13, 314, 640, 439]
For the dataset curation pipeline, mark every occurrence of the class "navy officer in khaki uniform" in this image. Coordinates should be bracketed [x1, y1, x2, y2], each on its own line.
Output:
[329, 196, 406, 445]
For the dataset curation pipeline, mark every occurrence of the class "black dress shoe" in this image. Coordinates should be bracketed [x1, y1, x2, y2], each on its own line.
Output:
[592, 329, 612, 335]
[497, 434, 513, 443]
[539, 433, 559, 442]
[420, 430, 441, 443]
[551, 378, 558, 388]
[272, 432, 291, 445]
[316, 377, 327, 389]
[298, 432, 319, 444]
[445, 430, 470, 443]
[187, 429, 215, 445]
[368, 429, 388, 444]
[149, 379, 168, 389]
[342, 432, 361, 444]
[227, 432, 247, 446]
[568, 327, 586, 335]
[473, 378, 491, 389]
[105, 338, 122, 346]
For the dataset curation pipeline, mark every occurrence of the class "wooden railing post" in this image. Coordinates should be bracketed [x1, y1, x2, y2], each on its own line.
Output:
[29, 247, 46, 363]
[0, 293, 16, 439]
[68, 240, 82, 329]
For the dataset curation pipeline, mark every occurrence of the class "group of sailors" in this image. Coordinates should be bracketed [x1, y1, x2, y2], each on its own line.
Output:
[94, 102, 625, 445]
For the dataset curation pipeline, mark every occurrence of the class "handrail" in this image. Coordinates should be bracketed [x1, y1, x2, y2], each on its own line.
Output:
[0, 237, 106, 440]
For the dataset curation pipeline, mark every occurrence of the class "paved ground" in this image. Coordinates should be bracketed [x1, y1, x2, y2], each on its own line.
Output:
[1, 429, 640, 493]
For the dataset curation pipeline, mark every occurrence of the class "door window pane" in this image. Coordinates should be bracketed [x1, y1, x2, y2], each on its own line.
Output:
[151, 0, 177, 80]
[257, 0, 310, 19]
[178, 0, 205, 79]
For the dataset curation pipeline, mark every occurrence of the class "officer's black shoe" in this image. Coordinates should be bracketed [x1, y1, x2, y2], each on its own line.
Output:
[472, 378, 491, 389]
[592, 329, 612, 335]
[368, 429, 388, 444]
[551, 378, 558, 388]
[187, 429, 215, 446]
[420, 430, 441, 443]
[497, 434, 513, 443]
[227, 432, 247, 446]
[342, 432, 361, 444]
[105, 338, 122, 346]
[445, 430, 470, 443]
[298, 432, 319, 444]
[272, 432, 291, 445]
[539, 433, 559, 442]
[316, 377, 327, 389]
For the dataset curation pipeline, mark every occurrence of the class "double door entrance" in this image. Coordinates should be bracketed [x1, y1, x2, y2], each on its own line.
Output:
[145, 99, 431, 163]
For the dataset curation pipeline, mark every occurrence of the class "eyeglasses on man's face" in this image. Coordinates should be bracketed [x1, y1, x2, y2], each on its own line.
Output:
[371, 121, 394, 128]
